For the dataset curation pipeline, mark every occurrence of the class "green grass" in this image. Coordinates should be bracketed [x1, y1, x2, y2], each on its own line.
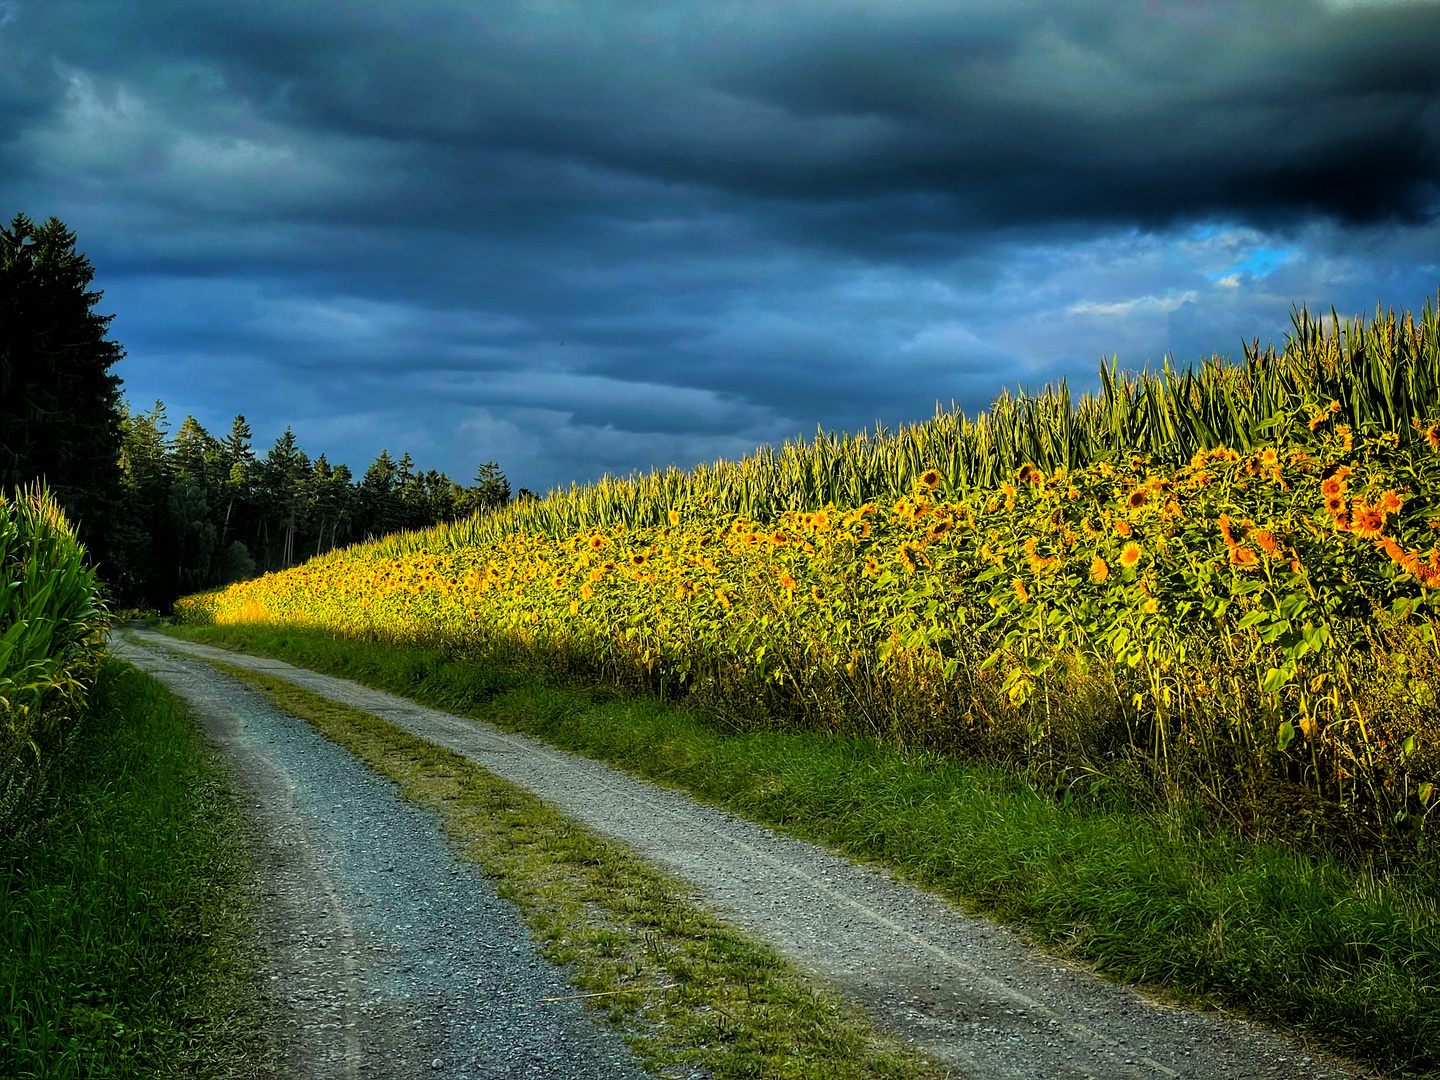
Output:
[205, 658, 938, 1080]
[168, 622, 1440, 1078]
[1, 657, 270, 1080]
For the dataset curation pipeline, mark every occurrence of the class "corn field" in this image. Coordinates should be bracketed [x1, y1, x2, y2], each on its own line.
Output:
[0, 485, 108, 850]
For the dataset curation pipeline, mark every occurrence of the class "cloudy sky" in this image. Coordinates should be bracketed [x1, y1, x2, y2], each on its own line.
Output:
[4, 1, 1439, 492]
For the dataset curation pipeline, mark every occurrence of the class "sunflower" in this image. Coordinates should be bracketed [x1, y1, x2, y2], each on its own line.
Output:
[1142, 598, 1160, 615]
[1348, 505, 1386, 539]
[580, 583, 594, 600]
[588, 534, 606, 550]
[668, 509, 681, 526]
[569, 601, 580, 616]
[919, 468, 942, 489]
[1089, 557, 1110, 583]
[1321, 476, 1344, 498]
[1012, 578, 1030, 603]
[1254, 530, 1279, 555]
[1335, 425, 1354, 453]
[1119, 541, 1143, 569]
[864, 555, 881, 576]
[630, 552, 649, 566]
[1114, 519, 1134, 539]
[549, 574, 566, 591]
[1324, 494, 1346, 516]
[897, 542, 918, 573]
[779, 574, 797, 593]
[811, 585, 824, 603]
[1230, 546, 1260, 569]
[1378, 490, 1405, 514]
[1378, 536, 1407, 564]
[1259, 447, 1279, 468]
[714, 588, 730, 607]
[1016, 464, 1035, 484]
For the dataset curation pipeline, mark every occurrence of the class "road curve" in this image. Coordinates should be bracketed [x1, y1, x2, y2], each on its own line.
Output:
[126, 627, 1361, 1080]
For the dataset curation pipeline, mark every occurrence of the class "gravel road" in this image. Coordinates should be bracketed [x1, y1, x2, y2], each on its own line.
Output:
[124, 628, 1367, 1080]
[111, 635, 653, 1080]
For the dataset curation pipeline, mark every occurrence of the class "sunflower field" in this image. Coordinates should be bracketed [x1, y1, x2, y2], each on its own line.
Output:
[178, 301, 1440, 849]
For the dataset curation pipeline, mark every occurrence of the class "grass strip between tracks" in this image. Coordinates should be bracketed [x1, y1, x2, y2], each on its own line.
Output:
[166, 623, 1440, 1079]
[199, 655, 939, 1080]
[1, 657, 270, 1080]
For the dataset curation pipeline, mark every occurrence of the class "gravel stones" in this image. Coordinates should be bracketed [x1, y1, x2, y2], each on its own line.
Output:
[115, 638, 650, 1080]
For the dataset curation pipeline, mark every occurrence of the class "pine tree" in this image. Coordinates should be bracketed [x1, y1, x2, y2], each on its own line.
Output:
[173, 415, 220, 486]
[218, 414, 255, 550]
[115, 402, 173, 605]
[472, 460, 511, 511]
[0, 213, 126, 570]
[359, 449, 401, 539]
[259, 428, 310, 569]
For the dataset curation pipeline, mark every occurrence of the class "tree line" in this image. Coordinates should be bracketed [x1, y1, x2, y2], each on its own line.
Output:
[2, 212, 520, 610]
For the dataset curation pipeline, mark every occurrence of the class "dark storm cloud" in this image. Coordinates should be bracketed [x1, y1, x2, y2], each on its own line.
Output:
[104, 0, 1440, 232]
[3, 0, 1439, 491]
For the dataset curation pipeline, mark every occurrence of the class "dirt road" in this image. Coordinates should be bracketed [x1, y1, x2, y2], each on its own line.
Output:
[111, 635, 653, 1080]
[121, 628, 1363, 1080]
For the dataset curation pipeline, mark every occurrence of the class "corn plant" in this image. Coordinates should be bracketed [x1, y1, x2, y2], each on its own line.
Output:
[0, 484, 108, 848]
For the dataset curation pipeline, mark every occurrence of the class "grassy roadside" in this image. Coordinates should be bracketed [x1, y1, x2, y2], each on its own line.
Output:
[200, 656, 939, 1080]
[167, 622, 1440, 1078]
[1, 657, 270, 1080]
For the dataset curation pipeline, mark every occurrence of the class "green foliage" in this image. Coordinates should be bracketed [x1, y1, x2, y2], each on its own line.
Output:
[0, 485, 107, 849]
[108, 403, 516, 607]
[1, 659, 268, 1079]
